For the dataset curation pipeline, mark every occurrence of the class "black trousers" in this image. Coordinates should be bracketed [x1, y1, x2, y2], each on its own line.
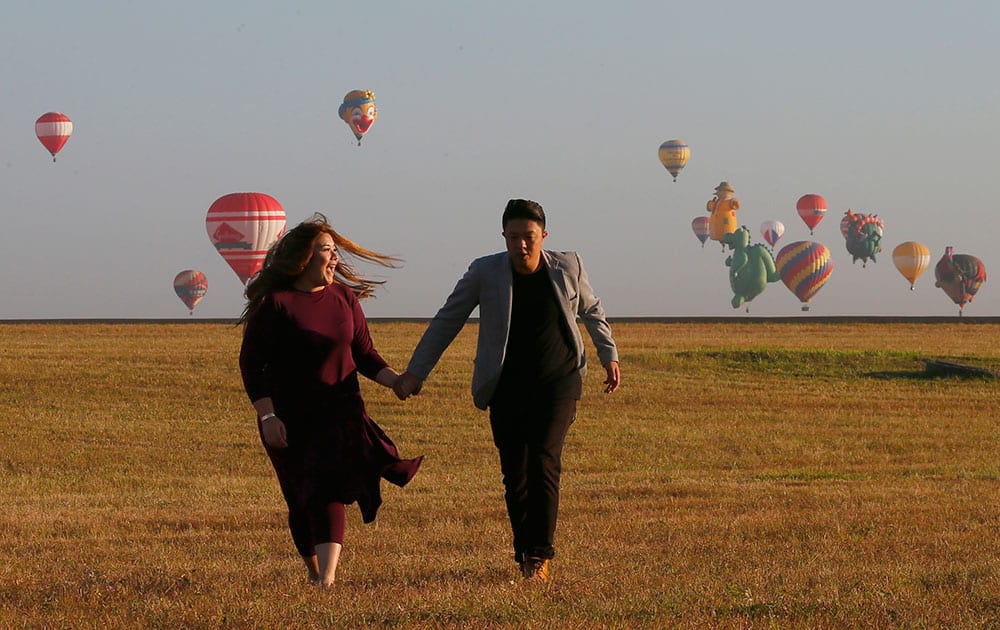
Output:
[489, 393, 577, 563]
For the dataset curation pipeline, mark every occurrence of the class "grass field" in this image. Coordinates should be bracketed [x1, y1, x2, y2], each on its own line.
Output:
[1, 320, 998, 628]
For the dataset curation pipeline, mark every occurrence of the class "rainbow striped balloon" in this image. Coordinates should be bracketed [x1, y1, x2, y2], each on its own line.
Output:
[775, 241, 834, 310]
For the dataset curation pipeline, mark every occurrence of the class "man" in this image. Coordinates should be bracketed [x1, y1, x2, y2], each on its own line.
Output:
[395, 198, 620, 583]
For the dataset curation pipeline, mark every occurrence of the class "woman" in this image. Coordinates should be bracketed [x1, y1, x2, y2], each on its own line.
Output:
[239, 213, 422, 587]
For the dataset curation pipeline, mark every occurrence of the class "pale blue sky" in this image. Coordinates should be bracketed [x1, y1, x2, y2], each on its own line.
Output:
[2, 1, 997, 318]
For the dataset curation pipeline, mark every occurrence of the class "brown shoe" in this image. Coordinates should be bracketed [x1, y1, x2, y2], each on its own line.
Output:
[521, 557, 550, 583]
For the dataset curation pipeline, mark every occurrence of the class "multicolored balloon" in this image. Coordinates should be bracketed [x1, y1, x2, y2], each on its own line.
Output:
[796, 194, 827, 235]
[934, 246, 987, 315]
[841, 210, 884, 267]
[760, 219, 784, 248]
[338, 90, 377, 145]
[206, 193, 286, 285]
[658, 140, 690, 182]
[892, 241, 931, 290]
[173, 270, 208, 314]
[35, 112, 73, 162]
[775, 241, 834, 311]
[691, 216, 711, 247]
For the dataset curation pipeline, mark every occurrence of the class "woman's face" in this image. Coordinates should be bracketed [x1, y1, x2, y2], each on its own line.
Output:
[298, 232, 339, 290]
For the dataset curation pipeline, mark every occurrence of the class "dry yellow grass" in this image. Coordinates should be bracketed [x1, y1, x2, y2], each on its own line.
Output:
[0, 320, 998, 628]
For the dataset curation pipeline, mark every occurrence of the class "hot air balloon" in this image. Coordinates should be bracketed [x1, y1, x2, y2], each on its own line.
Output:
[892, 241, 931, 290]
[839, 213, 851, 239]
[206, 193, 287, 285]
[760, 220, 784, 248]
[707, 181, 739, 244]
[173, 270, 208, 315]
[691, 216, 711, 247]
[775, 241, 834, 311]
[723, 226, 780, 311]
[35, 112, 73, 162]
[339, 90, 377, 145]
[841, 210, 883, 267]
[934, 246, 987, 315]
[658, 140, 690, 182]
[796, 194, 827, 235]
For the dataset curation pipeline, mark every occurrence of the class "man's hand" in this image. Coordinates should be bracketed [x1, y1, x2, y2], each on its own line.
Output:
[393, 371, 425, 400]
[603, 361, 621, 394]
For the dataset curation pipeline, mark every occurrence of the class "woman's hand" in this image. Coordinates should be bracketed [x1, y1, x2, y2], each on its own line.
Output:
[261, 415, 288, 448]
[375, 367, 401, 391]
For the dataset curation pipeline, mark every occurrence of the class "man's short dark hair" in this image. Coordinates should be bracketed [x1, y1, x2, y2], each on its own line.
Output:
[502, 199, 546, 229]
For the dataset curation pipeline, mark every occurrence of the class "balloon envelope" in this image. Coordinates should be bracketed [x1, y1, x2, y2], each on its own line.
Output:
[842, 211, 884, 266]
[206, 193, 286, 285]
[658, 140, 690, 181]
[892, 241, 930, 289]
[839, 213, 851, 238]
[691, 216, 710, 246]
[796, 194, 827, 234]
[173, 270, 208, 313]
[35, 112, 73, 161]
[760, 219, 784, 248]
[775, 241, 834, 309]
[338, 90, 377, 144]
[934, 246, 987, 310]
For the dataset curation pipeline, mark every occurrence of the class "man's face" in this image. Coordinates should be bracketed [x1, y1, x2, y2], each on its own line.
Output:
[503, 218, 547, 274]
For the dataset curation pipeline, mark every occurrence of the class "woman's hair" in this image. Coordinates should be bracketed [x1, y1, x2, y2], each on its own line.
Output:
[239, 213, 400, 324]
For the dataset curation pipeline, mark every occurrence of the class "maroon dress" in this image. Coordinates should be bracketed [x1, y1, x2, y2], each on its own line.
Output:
[240, 284, 422, 551]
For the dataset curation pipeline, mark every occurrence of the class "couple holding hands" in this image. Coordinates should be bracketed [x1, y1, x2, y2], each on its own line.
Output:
[239, 199, 620, 587]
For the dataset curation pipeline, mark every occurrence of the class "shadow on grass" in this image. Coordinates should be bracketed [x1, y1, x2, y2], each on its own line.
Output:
[867, 361, 998, 381]
[864, 369, 937, 381]
[669, 349, 998, 381]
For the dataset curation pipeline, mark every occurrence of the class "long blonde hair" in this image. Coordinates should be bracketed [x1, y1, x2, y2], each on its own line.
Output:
[239, 213, 400, 324]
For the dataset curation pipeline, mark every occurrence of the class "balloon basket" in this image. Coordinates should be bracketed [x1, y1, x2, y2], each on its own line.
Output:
[801, 305, 810, 312]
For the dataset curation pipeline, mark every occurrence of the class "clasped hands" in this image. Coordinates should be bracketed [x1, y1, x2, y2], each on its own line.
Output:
[389, 362, 620, 400]
[392, 371, 423, 400]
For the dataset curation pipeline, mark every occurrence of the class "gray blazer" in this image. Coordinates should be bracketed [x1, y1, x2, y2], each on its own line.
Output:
[406, 250, 619, 410]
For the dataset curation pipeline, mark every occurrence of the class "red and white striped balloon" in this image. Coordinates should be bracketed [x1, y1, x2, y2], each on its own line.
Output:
[205, 193, 286, 285]
[35, 112, 73, 161]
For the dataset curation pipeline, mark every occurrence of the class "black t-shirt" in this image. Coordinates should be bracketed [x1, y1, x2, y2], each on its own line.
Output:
[494, 261, 582, 401]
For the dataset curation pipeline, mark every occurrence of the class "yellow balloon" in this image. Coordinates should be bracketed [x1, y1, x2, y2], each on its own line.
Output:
[658, 139, 690, 181]
[706, 181, 739, 242]
[892, 241, 931, 289]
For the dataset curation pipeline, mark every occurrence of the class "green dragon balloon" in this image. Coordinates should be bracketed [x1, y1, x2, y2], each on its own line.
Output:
[723, 226, 780, 310]
[842, 210, 883, 267]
